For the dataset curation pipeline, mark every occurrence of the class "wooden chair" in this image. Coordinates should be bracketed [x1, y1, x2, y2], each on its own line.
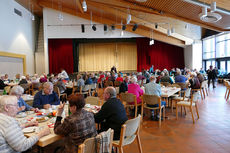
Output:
[160, 82, 171, 87]
[90, 83, 98, 96]
[53, 85, 67, 100]
[192, 81, 205, 100]
[141, 94, 165, 127]
[85, 96, 101, 106]
[176, 90, 199, 124]
[120, 93, 141, 118]
[104, 80, 113, 88]
[19, 83, 31, 94]
[114, 80, 121, 87]
[74, 85, 91, 96]
[224, 80, 230, 100]
[171, 88, 191, 113]
[78, 128, 114, 153]
[112, 114, 142, 153]
[203, 80, 209, 97]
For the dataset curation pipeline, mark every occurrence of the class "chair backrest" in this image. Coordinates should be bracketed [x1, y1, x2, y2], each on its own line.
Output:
[20, 84, 30, 92]
[169, 83, 181, 88]
[120, 93, 136, 103]
[53, 85, 60, 97]
[82, 85, 91, 92]
[85, 96, 100, 105]
[175, 82, 187, 89]
[142, 94, 161, 106]
[184, 88, 191, 98]
[114, 80, 121, 87]
[125, 114, 141, 137]
[78, 128, 114, 153]
[90, 83, 97, 90]
[160, 82, 171, 87]
[118, 115, 141, 147]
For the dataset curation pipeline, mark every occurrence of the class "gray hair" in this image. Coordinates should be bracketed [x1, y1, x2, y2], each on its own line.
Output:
[0, 96, 17, 112]
[130, 77, 137, 83]
[105, 87, 116, 97]
[10, 85, 24, 96]
[43, 82, 53, 89]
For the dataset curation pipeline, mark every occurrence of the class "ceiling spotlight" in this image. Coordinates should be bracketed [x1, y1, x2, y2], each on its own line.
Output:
[155, 23, 158, 29]
[132, 24, 138, 31]
[111, 25, 115, 30]
[167, 29, 171, 36]
[81, 24, 85, 33]
[104, 24, 107, 31]
[211, 1, 216, 12]
[82, 0, 87, 12]
[149, 39, 154, 45]
[92, 24, 96, 31]
[127, 14, 131, 24]
[122, 24, 126, 30]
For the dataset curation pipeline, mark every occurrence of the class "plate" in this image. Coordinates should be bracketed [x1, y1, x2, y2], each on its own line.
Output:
[16, 113, 27, 118]
[36, 117, 49, 123]
[26, 111, 34, 115]
[22, 127, 35, 133]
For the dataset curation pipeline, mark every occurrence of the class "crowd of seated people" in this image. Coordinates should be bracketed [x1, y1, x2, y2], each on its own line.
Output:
[0, 65, 219, 152]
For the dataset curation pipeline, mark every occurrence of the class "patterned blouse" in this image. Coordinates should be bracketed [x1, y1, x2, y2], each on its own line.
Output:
[54, 109, 97, 153]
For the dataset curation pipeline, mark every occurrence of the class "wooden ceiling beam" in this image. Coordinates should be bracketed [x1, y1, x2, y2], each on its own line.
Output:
[38, 0, 185, 46]
[88, 0, 161, 15]
[76, 0, 84, 14]
[87, 1, 192, 44]
[91, 0, 225, 32]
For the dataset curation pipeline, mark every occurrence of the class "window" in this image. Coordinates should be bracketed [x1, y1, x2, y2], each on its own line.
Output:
[220, 61, 226, 73]
[227, 61, 230, 73]
[203, 37, 215, 59]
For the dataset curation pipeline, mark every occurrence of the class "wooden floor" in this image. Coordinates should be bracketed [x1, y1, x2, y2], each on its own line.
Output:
[33, 83, 229, 153]
[121, 83, 230, 153]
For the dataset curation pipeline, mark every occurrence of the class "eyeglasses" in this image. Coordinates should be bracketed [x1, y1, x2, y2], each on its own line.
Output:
[7, 104, 19, 108]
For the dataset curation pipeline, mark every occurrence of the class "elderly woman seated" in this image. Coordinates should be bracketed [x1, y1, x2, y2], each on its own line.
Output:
[10, 85, 38, 113]
[0, 96, 50, 153]
[128, 77, 144, 116]
[54, 94, 97, 152]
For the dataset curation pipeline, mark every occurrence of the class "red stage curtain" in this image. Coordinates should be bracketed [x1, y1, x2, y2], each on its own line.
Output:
[136, 38, 184, 72]
[48, 39, 74, 74]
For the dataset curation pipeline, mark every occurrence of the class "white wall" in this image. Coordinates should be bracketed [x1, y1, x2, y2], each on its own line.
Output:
[184, 41, 202, 70]
[184, 45, 193, 69]
[42, 8, 142, 73]
[0, 0, 36, 78]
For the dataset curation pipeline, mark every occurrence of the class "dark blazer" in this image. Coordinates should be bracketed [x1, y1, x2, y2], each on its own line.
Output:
[0, 80, 6, 90]
[94, 97, 128, 140]
[119, 81, 128, 94]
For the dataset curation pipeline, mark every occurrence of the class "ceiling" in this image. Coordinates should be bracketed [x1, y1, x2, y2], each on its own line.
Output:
[15, 0, 230, 47]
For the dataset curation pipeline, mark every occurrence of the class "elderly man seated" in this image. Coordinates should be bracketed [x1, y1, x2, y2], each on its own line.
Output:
[10, 85, 38, 113]
[0, 96, 50, 152]
[33, 82, 60, 109]
[94, 87, 128, 140]
[145, 76, 166, 121]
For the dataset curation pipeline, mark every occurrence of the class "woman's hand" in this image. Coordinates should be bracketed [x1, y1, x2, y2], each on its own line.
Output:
[18, 106, 26, 111]
[57, 102, 65, 116]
